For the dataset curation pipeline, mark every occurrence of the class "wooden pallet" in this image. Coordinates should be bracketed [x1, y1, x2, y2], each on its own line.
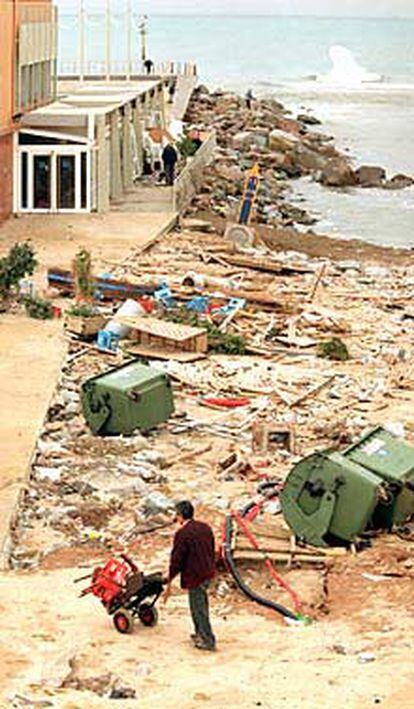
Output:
[119, 315, 208, 353]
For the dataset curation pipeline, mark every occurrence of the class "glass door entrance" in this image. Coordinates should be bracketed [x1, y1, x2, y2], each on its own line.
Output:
[33, 155, 52, 209]
[57, 155, 76, 209]
[18, 148, 90, 213]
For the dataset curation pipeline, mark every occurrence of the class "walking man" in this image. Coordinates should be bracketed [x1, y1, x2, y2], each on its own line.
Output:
[164, 501, 216, 651]
[162, 141, 178, 186]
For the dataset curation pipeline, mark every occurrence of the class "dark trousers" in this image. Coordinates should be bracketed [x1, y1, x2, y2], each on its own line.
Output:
[164, 162, 176, 186]
[188, 581, 216, 648]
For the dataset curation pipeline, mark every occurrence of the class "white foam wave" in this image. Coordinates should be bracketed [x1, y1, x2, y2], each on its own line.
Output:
[318, 45, 383, 86]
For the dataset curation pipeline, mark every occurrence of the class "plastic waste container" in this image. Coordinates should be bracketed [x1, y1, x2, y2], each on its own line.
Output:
[81, 361, 174, 435]
[280, 426, 414, 547]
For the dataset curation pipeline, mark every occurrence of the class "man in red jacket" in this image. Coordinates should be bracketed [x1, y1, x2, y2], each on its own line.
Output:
[164, 500, 216, 651]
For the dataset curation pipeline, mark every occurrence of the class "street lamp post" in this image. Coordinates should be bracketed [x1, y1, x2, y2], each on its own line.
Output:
[78, 0, 86, 81]
[106, 0, 112, 81]
[139, 14, 148, 65]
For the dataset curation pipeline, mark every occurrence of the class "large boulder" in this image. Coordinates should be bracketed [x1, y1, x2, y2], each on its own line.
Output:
[276, 117, 303, 136]
[297, 113, 322, 126]
[215, 163, 244, 182]
[293, 145, 328, 172]
[355, 165, 386, 187]
[318, 159, 357, 187]
[269, 128, 298, 153]
[384, 173, 414, 190]
[232, 131, 255, 150]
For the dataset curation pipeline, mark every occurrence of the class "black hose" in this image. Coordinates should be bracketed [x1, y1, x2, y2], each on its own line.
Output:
[223, 515, 299, 621]
[257, 479, 281, 496]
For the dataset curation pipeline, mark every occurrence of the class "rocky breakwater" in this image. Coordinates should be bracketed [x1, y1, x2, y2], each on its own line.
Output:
[183, 86, 413, 231]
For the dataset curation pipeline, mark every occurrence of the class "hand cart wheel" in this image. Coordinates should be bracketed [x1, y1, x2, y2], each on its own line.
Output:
[113, 608, 134, 634]
[138, 603, 159, 627]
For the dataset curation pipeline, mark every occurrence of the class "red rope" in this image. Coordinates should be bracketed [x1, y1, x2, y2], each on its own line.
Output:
[232, 510, 303, 614]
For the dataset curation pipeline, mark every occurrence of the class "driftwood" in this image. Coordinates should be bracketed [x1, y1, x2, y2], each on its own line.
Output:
[217, 253, 315, 276]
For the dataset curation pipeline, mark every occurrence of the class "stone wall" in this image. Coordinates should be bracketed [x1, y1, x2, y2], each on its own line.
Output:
[173, 131, 217, 213]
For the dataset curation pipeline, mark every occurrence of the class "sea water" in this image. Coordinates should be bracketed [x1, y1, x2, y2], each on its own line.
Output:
[59, 12, 414, 248]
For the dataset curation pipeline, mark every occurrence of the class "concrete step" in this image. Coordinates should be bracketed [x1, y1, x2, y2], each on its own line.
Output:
[111, 202, 173, 213]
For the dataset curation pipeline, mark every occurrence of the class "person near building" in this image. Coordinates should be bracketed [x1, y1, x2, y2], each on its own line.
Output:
[164, 501, 216, 652]
[168, 80, 176, 104]
[161, 141, 178, 186]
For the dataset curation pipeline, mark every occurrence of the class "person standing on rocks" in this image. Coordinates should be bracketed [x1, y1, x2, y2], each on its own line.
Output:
[163, 500, 217, 652]
[162, 141, 178, 186]
[245, 88, 254, 110]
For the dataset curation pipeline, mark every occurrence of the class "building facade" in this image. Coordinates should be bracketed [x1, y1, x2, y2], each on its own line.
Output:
[17, 79, 168, 214]
[0, 0, 57, 223]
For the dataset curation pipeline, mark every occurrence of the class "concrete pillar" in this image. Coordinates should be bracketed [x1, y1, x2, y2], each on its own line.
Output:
[159, 84, 167, 129]
[109, 109, 123, 201]
[122, 104, 134, 190]
[95, 116, 110, 213]
[132, 101, 144, 177]
[143, 92, 151, 128]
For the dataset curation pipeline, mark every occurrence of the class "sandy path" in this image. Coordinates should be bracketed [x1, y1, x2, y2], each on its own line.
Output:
[0, 566, 413, 708]
[0, 314, 66, 564]
[0, 212, 176, 284]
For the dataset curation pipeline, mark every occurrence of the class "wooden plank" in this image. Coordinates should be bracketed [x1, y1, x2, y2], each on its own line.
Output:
[291, 375, 336, 407]
[308, 263, 328, 302]
[236, 543, 344, 557]
[123, 344, 207, 362]
[172, 285, 288, 309]
[233, 550, 327, 564]
[216, 253, 315, 276]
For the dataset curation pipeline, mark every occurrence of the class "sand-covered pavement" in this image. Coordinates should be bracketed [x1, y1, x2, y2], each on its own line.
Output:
[0, 561, 413, 708]
[0, 314, 66, 565]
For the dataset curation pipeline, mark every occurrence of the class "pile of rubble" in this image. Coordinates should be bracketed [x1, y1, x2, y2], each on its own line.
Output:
[8, 223, 414, 589]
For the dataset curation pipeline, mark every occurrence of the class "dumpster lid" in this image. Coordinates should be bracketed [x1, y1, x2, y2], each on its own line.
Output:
[344, 427, 414, 482]
[84, 360, 166, 393]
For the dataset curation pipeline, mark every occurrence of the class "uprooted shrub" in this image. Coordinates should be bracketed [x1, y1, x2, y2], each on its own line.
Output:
[317, 337, 350, 362]
[0, 242, 37, 301]
[73, 248, 95, 301]
[23, 295, 54, 320]
[66, 303, 98, 318]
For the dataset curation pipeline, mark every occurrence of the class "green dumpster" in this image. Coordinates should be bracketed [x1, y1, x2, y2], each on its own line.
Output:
[81, 361, 174, 436]
[280, 427, 414, 547]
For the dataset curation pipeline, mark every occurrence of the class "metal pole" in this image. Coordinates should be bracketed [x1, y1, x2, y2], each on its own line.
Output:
[126, 0, 132, 80]
[78, 0, 86, 82]
[106, 0, 112, 81]
[140, 15, 147, 64]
